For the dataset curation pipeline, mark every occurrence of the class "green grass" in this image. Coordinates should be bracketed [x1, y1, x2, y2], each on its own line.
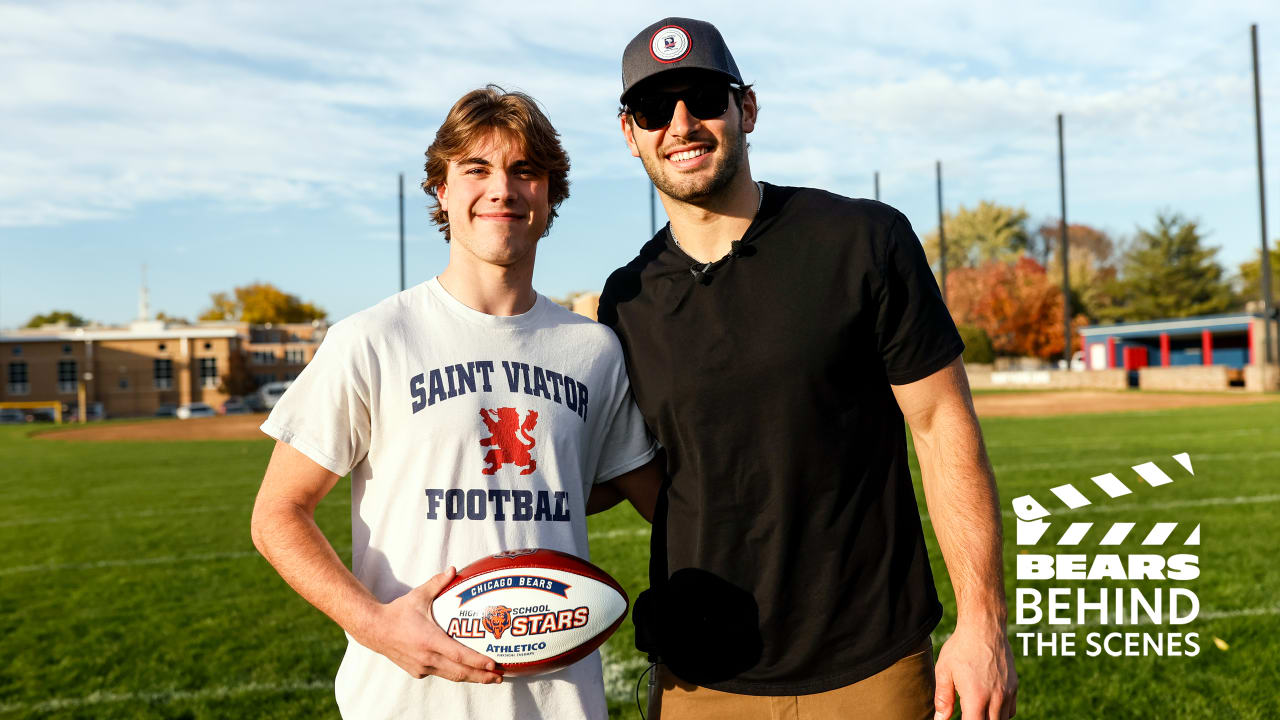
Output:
[1, 401, 1277, 718]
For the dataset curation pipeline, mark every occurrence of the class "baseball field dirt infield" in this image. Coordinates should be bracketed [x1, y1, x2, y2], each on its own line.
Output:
[32, 391, 1278, 442]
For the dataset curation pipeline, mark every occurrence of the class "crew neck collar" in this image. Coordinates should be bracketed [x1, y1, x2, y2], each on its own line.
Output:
[425, 277, 548, 328]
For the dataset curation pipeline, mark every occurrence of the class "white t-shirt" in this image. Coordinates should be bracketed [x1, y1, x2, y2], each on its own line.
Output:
[261, 278, 656, 720]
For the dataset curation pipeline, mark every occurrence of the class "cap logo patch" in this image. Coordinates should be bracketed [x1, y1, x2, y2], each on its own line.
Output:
[650, 25, 692, 63]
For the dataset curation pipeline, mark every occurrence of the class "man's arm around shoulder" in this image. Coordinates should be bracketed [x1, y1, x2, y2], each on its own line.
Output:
[892, 357, 1017, 720]
[250, 440, 502, 683]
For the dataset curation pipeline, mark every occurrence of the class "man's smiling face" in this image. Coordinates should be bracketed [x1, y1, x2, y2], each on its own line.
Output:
[621, 71, 756, 204]
[437, 130, 549, 270]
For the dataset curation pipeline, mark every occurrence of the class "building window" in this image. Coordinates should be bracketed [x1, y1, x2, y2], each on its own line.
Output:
[203, 342, 212, 350]
[158, 343, 167, 351]
[11, 346, 20, 356]
[63, 344, 72, 354]
[251, 350, 276, 365]
[118, 377, 129, 390]
[7, 362, 29, 395]
[199, 358, 218, 388]
[284, 349, 304, 364]
[154, 358, 174, 390]
[57, 360, 77, 394]
[253, 374, 276, 387]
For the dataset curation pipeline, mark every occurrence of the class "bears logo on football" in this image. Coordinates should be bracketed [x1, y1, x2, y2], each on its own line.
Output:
[483, 605, 513, 639]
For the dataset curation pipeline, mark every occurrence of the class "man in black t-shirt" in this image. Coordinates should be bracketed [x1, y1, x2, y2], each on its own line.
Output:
[599, 17, 1017, 720]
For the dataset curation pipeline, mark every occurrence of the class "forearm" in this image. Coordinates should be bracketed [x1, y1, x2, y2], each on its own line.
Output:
[913, 403, 1007, 627]
[586, 482, 625, 515]
[898, 361, 1018, 719]
[251, 501, 384, 643]
[606, 460, 661, 523]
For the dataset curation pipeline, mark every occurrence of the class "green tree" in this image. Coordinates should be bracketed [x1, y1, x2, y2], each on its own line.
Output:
[198, 283, 327, 323]
[1096, 213, 1234, 322]
[957, 324, 995, 364]
[24, 310, 87, 328]
[1237, 246, 1280, 307]
[923, 201, 1032, 274]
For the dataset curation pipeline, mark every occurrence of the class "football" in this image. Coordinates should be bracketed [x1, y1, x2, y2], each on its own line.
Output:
[431, 548, 630, 677]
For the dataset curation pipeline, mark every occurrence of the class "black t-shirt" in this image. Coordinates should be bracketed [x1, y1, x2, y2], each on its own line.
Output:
[598, 183, 964, 695]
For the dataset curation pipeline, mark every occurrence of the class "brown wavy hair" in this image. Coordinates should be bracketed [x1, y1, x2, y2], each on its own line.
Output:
[422, 85, 570, 242]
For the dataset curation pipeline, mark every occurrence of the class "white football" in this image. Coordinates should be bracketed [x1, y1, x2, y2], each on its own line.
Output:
[431, 548, 630, 676]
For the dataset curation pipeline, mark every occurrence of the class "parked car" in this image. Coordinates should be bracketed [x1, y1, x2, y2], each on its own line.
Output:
[222, 398, 251, 415]
[26, 408, 57, 423]
[0, 408, 26, 424]
[1056, 351, 1087, 372]
[155, 404, 179, 418]
[257, 381, 293, 410]
[176, 403, 217, 419]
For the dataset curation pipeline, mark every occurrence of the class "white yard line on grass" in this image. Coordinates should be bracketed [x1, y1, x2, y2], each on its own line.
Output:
[983, 427, 1269, 450]
[588, 528, 649, 540]
[0, 550, 262, 576]
[0, 504, 244, 528]
[0, 680, 331, 715]
[1, 529, 648, 576]
[992, 449, 1280, 473]
[0, 655, 655, 713]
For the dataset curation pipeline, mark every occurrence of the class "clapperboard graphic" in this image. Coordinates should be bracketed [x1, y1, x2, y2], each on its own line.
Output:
[1013, 452, 1199, 547]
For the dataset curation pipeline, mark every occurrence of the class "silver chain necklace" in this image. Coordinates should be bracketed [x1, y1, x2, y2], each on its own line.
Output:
[668, 181, 763, 259]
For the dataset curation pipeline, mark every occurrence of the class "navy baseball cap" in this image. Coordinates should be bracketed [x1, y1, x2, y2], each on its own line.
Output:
[620, 17, 743, 104]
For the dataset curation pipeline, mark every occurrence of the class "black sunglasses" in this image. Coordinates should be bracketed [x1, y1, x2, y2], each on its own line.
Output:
[627, 82, 743, 131]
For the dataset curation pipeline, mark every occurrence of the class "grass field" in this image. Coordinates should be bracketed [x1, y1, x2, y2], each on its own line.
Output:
[1, 400, 1277, 718]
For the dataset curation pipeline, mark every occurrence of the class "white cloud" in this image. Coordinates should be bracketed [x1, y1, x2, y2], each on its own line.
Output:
[2, 0, 1280, 261]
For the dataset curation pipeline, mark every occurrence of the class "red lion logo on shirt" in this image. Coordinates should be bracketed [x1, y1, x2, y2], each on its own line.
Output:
[479, 408, 538, 475]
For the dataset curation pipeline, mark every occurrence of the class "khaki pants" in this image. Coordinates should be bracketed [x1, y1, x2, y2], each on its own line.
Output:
[652, 639, 935, 720]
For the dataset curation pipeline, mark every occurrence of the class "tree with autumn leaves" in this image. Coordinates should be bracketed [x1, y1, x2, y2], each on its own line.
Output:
[198, 283, 327, 324]
[928, 203, 1094, 361]
[947, 256, 1087, 361]
[927, 204, 1244, 362]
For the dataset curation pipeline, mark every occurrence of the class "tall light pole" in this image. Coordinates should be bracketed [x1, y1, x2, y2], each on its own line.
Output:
[399, 173, 406, 292]
[936, 161, 947, 301]
[649, 183, 657, 237]
[1058, 113, 1071, 366]
[1252, 23, 1275, 375]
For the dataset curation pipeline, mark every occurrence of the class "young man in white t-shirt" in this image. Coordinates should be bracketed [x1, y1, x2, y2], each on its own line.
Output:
[250, 85, 660, 720]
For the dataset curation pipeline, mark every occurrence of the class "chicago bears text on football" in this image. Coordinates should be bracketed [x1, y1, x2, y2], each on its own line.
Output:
[409, 360, 590, 421]
[424, 488, 572, 522]
[457, 577, 570, 606]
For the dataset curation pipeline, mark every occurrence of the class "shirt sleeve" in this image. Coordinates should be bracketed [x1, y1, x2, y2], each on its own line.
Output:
[259, 323, 373, 477]
[593, 363, 658, 484]
[874, 213, 966, 385]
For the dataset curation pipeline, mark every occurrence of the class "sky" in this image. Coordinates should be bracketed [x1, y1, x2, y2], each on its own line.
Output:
[4, 0, 1280, 328]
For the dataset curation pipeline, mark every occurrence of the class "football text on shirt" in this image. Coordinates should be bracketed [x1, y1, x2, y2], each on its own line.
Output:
[424, 488, 572, 522]
[409, 360, 589, 422]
